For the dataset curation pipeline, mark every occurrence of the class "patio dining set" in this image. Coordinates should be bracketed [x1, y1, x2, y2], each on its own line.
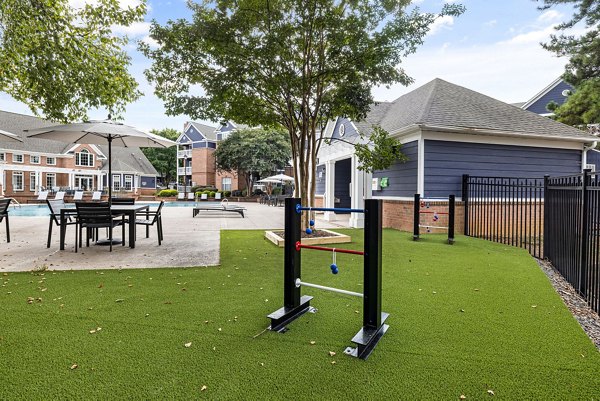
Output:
[0, 197, 164, 252]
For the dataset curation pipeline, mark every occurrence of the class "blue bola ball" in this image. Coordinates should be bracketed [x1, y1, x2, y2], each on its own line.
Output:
[330, 263, 338, 274]
[305, 227, 313, 234]
[309, 220, 315, 226]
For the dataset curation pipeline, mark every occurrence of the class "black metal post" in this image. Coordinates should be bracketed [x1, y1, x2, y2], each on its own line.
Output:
[413, 193, 420, 241]
[543, 175, 549, 258]
[462, 174, 469, 236]
[346, 199, 389, 360]
[579, 169, 590, 295]
[267, 197, 312, 332]
[448, 195, 455, 244]
[108, 136, 112, 207]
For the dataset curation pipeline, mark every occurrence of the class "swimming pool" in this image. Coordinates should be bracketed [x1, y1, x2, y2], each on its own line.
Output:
[7, 201, 206, 217]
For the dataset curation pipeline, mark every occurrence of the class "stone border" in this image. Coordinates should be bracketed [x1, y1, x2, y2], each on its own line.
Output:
[536, 259, 600, 351]
[264, 229, 351, 247]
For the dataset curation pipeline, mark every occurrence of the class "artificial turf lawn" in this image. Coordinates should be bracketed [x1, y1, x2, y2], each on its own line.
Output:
[0, 230, 598, 400]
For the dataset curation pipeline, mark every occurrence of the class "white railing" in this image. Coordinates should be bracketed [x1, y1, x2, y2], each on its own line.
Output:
[177, 185, 192, 192]
[178, 150, 192, 158]
[177, 167, 192, 175]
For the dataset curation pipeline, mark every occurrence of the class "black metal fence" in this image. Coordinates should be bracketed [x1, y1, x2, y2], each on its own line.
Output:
[545, 170, 600, 314]
[462, 175, 545, 258]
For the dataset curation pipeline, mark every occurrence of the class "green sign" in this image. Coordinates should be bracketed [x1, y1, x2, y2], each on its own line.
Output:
[380, 177, 389, 188]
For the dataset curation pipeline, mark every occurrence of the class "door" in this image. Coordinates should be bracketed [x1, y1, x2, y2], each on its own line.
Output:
[334, 158, 351, 213]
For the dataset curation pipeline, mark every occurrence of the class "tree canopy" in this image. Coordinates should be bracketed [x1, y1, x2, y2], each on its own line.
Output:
[539, 0, 599, 124]
[142, 0, 464, 224]
[0, 0, 146, 122]
[141, 128, 179, 185]
[214, 128, 291, 195]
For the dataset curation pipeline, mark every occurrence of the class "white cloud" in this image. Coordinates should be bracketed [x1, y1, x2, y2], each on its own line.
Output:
[501, 25, 556, 45]
[483, 19, 497, 28]
[428, 15, 454, 36]
[141, 35, 160, 49]
[537, 10, 563, 23]
[112, 21, 151, 37]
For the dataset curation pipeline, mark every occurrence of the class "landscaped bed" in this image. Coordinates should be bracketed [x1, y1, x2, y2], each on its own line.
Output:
[0, 230, 598, 399]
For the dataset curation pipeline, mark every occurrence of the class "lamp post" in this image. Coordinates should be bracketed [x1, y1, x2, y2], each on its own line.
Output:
[183, 154, 189, 200]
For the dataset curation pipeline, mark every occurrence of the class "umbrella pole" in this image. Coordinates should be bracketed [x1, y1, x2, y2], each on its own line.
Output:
[108, 136, 112, 207]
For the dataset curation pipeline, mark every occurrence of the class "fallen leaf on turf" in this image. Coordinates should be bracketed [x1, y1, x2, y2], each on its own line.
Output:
[329, 351, 336, 357]
[218, 328, 222, 332]
[310, 341, 316, 345]
[460, 309, 465, 313]
[260, 362, 264, 366]
[487, 390, 495, 396]
[89, 329, 96, 334]
[459, 395, 466, 400]
[96, 327, 101, 331]
[204, 320, 209, 324]
[115, 299, 124, 303]
[531, 305, 537, 308]
[70, 364, 78, 370]
[200, 385, 207, 392]
[184, 342, 192, 348]
[354, 310, 359, 314]
[331, 361, 336, 365]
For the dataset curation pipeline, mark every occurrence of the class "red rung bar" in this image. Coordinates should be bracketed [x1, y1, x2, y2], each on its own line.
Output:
[295, 241, 364, 256]
[419, 211, 449, 214]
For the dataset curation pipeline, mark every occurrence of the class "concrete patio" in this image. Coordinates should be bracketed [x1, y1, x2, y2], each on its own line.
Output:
[0, 202, 350, 272]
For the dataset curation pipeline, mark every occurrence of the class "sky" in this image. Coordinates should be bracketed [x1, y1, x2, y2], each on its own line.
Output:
[0, 0, 580, 133]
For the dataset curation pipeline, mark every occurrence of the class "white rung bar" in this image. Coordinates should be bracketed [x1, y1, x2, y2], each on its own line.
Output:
[419, 225, 448, 230]
[295, 279, 363, 298]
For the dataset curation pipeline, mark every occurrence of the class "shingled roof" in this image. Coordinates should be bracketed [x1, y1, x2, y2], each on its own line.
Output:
[189, 121, 218, 141]
[0, 110, 157, 175]
[357, 78, 596, 142]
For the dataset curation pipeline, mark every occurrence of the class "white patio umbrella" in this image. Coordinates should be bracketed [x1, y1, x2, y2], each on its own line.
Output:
[25, 119, 176, 205]
[263, 173, 294, 182]
[257, 178, 283, 183]
[0, 129, 23, 142]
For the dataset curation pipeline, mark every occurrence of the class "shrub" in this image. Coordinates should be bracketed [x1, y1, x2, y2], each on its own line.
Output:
[272, 187, 282, 195]
[157, 189, 178, 197]
[253, 189, 264, 196]
[209, 191, 216, 197]
[232, 190, 242, 197]
[191, 185, 218, 193]
[223, 191, 231, 197]
[242, 189, 248, 197]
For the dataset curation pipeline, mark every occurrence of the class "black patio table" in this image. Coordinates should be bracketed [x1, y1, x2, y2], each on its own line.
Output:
[59, 204, 149, 250]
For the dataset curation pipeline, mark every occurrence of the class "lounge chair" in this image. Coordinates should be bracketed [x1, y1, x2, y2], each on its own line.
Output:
[177, 193, 185, 201]
[73, 191, 84, 201]
[53, 191, 65, 201]
[188, 193, 196, 201]
[0, 198, 11, 242]
[192, 199, 246, 218]
[200, 193, 208, 201]
[91, 191, 102, 201]
[28, 191, 49, 203]
[215, 192, 222, 200]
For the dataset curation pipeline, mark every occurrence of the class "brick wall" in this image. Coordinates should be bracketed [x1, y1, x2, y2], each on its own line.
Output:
[381, 199, 465, 234]
[191, 148, 216, 186]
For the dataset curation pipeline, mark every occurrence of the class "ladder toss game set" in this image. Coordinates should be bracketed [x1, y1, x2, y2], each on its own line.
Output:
[413, 193, 456, 245]
[267, 198, 389, 360]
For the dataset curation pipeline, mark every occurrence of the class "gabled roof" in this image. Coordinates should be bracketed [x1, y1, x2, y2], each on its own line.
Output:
[188, 121, 218, 141]
[0, 110, 158, 175]
[520, 77, 573, 113]
[359, 78, 595, 142]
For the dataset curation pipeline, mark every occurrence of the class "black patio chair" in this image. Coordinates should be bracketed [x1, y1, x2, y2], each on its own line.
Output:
[134, 201, 164, 245]
[75, 202, 124, 252]
[0, 198, 12, 243]
[46, 199, 77, 248]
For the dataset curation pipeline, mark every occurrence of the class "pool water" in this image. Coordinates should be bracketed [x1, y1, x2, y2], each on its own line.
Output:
[7, 202, 209, 217]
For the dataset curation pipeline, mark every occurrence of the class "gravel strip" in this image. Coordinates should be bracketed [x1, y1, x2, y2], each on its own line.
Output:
[536, 259, 600, 351]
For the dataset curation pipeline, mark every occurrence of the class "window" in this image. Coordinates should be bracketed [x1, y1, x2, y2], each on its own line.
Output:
[13, 154, 23, 163]
[30, 155, 40, 164]
[112, 174, 121, 191]
[46, 173, 56, 190]
[30, 172, 37, 192]
[12, 172, 23, 191]
[0, 153, 5, 162]
[124, 175, 133, 191]
[46, 156, 56, 165]
[75, 175, 94, 191]
[75, 149, 94, 167]
[222, 177, 232, 191]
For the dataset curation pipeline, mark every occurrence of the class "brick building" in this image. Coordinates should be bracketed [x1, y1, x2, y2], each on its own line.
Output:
[0, 110, 158, 202]
[176, 121, 246, 193]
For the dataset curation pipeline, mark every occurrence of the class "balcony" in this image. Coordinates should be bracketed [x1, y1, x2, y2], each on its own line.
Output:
[178, 150, 192, 158]
[177, 167, 192, 175]
[177, 185, 192, 193]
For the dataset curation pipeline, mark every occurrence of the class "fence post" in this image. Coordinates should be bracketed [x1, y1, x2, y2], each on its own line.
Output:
[413, 193, 420, 241]
[462, 174, 469, 236]
[579, 169, 590, 295]
[543, 175, 549, 259]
